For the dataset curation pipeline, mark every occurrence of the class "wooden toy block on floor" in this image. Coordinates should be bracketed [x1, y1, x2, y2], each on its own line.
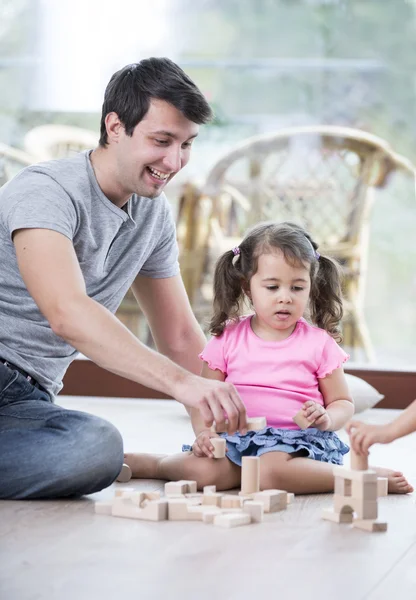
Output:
[203, 485, 216, 494]
[377, 477, 388, 497]
[253, 490, 288, 512]
[168, 499, 220, 521]
[112, 496, 168, 521]
[211, 438, 226, 458]
[213, 513, 251, 528]
[292, 409, 315, 430]
[202, 492, 223, 507]
[221, 495, 243, 509]
[116, 463, 132, 483]
[241, 456, 260, 496]
[350, 450, 369, 471]
[322, 456, 387, 532]
[210, 416, 267, 433]
[243, 501, 264, 523]
[164, 480, 197, 496]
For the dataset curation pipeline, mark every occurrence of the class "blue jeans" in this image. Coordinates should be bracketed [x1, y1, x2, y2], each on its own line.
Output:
[0, 362, 124, 499]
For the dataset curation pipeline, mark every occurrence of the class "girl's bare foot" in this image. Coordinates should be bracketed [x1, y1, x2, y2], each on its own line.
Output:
[123, 453, 167, 479]
[373, 466, 414, 494]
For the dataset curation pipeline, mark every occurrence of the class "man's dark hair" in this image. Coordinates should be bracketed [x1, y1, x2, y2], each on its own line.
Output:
[99, 57, 213, 146]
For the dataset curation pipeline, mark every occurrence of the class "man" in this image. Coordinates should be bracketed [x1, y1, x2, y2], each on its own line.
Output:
[0, 57, 247, 499]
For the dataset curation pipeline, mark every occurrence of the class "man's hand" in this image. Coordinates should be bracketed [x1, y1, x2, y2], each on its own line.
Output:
[302, 400, 332, 431]
[192, 430, 223, 458]
[175, 375, 247, 435]
[346, 420, 393, 455]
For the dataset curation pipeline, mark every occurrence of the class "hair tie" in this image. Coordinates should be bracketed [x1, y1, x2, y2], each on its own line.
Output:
[315, 251, 320, 260]
[232, 247, 240, 256]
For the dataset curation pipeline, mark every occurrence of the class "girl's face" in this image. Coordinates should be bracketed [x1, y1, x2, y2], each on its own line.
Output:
[248, 250, 311, 341]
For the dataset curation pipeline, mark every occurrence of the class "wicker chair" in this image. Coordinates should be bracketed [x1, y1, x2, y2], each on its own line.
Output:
[0, 143, 34, 186]
[179, 126, 416, 361]
[24, 124, 98, 161]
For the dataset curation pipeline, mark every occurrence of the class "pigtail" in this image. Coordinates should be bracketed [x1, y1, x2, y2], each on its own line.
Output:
[209, 250, 245, 336]
[309, 254, 344, 342]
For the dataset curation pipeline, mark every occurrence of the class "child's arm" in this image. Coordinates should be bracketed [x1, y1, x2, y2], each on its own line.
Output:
[303, 367, 354, 431]
[346, 399, 416, 455]
[190, 362, 227, 458]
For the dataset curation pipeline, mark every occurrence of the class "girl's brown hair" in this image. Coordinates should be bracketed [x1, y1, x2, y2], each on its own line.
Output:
[209, 221, 344, 342]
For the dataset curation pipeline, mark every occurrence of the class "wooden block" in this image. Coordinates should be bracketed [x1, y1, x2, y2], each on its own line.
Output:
[332, 466, 377, 483]
[165, 480, 197, 496]
[247, 417, 267, 431]
[253, 490, 288, 513]
[333, 494, 378, 520]
[322, 508, 353, 523]
[116, 463, 132, 483]
[211, 438, 226, 459]
[241, 456, 260, 495]
[210, 416, 266, 433]
[202, 492, 223, 507]
[377, 477, 388, 497]
[221, 494, 243, 509]
[350, 449, 369, 471]
[94, 501, 113, 515]
[351, 480, 378, 501]
[203, 485, 216, 494]
[213, 513, 251, 528]
[238, 491, 256, 501]
[292, 409, 315, 430]
[202, 507, 223, 524]
[181, 480, 197, 494]
[287, 493, 295, 504]
[112, 497, 168, 521]
[243, 501, 264, 523]
[353, 518, 388, 532]
[167, 499, 191, 521]
[185, 493, 203, 503]
[114, 487, 133, 498]
[334, 476, 352, 497]
[165, 481, 188, 496]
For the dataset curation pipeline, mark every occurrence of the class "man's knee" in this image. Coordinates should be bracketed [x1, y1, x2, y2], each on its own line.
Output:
[62, 413, 124, 495]
[0, 411, 124, 499]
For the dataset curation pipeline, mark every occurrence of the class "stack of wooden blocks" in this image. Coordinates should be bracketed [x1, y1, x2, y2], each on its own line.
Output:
[322, 450, 388, 532]
[96, 455, 294, 529]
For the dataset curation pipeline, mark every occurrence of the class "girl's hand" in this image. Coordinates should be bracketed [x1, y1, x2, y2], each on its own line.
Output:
[346, 420, 393, 455]
[303, 400, 332, 431]
[192, 430, 223, 458]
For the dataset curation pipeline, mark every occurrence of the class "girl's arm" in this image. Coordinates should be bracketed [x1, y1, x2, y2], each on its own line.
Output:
[308, 367, 354, 431]
[346, 399, 416, 455]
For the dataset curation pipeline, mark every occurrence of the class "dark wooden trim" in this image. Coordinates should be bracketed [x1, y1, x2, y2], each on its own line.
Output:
[344, 368, 415, 410]
[62, 359, 415, 409]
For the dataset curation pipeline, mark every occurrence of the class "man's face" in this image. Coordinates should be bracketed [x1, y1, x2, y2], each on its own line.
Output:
[115, 98, 199, 199]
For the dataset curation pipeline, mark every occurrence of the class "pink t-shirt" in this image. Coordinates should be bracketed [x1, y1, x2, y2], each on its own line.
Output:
[199, 315, 349, 430]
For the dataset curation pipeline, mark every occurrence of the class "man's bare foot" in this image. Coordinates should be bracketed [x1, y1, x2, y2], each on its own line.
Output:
[123, 453, 167, 479]
[373, 466, 414, 494]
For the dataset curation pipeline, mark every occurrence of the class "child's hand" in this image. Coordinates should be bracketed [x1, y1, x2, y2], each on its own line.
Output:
[192, 430, 222, 458]
[303, 400, 332, 431]
[346, 420, 393, 455]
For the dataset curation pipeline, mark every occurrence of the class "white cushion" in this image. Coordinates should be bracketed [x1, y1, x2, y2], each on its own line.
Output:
[345, 374, 384, 413]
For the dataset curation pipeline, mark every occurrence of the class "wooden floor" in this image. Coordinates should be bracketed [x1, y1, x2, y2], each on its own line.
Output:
[1, 398, 415, 600]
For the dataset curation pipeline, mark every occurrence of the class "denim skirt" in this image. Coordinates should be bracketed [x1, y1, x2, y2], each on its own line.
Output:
[183, 426, 349, 467]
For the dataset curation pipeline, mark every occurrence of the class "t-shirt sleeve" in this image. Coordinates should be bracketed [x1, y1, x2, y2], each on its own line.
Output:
[199, 334, 227, 374]
[316, 334, 350, 379]
[2, 170, 77, 240]
[139, 197, 179, 278]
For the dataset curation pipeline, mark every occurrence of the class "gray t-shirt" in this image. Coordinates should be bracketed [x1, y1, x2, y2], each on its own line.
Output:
[0, 150, 179, 397]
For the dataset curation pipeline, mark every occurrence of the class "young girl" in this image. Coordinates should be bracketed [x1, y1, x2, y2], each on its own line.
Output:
[125, 221, 412, 494]
[347, 399, 416, 456]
